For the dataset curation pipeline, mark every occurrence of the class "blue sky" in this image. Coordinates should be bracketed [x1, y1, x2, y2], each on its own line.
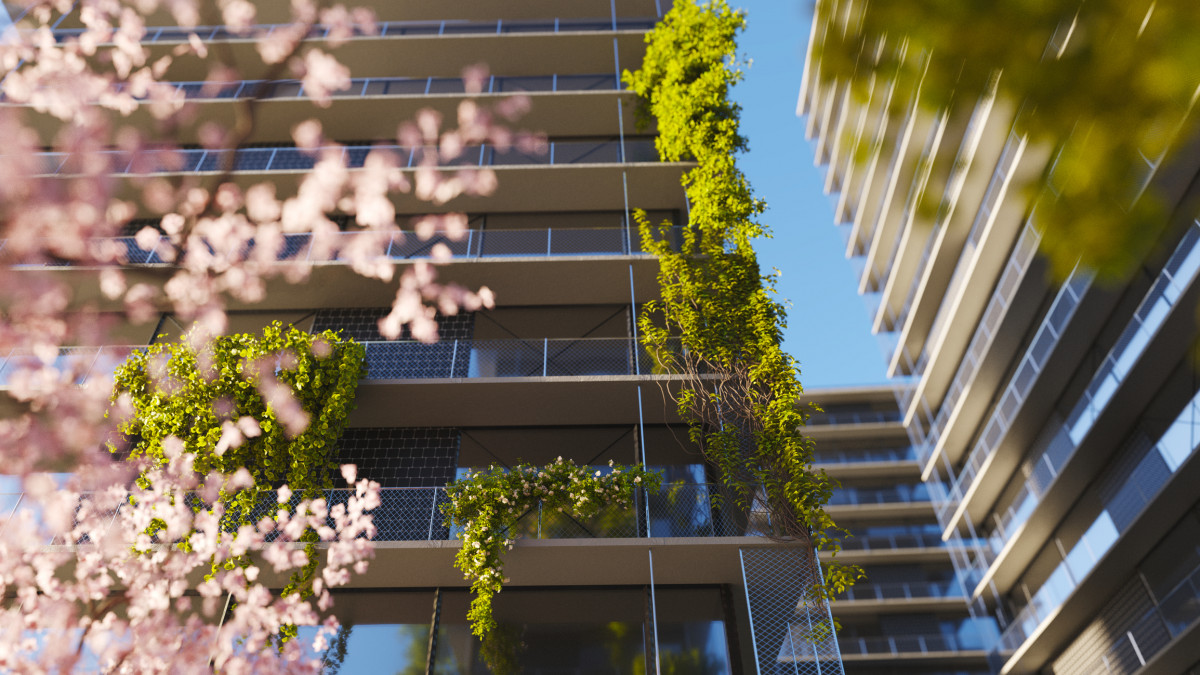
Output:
[729, 1, 889, 389]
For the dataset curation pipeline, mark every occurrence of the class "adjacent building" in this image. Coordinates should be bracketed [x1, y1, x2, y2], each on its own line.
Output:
[801, 6, 1200, 675]
[1, 1, 873, 673]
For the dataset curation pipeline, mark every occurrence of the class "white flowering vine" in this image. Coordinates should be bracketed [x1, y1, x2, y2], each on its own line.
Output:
[442, 458, 661, 670]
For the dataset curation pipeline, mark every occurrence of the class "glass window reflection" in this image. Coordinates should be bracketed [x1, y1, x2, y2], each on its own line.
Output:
[304, 587, 733, 674]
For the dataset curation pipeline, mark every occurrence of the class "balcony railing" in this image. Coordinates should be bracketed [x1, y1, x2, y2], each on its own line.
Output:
[134, 73, 622, 103]
[48, 17, 657, 44]
[0, 346, 138, 387]
[36, 139, 661, 177]
[839, 531, 949, 552]
[836, 580, 963, 602]
[4, 226, 674, 267]
[812, 446, 917, 465]
[0, 338, 680, 387]
[0, 483, 767, 544]
[837, 634, 974, 656]
[826, 484, 930, 507]
[360, 337, 678, 380]
[806, 409, 902, 426]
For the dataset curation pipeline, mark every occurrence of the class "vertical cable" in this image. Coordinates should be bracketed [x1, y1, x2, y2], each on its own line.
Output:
[612, 36, 621, 90]
[738, 549, 762, 675]
[648, 549, 661, 675]
[425, 588, 442, 675]
[623, 172, 633, 254]
[638, 385, 650, 535]
[630, 264, 640, 374]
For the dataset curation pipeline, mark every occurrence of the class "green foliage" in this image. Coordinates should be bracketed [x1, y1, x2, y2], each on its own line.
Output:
[624, 0, 863, 602]
[443, 458, 662, 673]
[111, 321, 366, 597]
[811, 0, 1200, 280]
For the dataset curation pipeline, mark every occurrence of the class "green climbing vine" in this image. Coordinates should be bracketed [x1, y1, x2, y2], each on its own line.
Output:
[110, 321, 367, 601]
[624, 0, 864, 599]
[443, 458, 662, 673]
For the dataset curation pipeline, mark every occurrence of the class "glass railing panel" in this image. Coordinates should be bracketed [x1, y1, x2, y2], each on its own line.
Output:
[828, 484, 930, 506]
[839, 580, 962, 601]
[554, 74, 618, 91]
[37, 138, 660, 175]
[937, 262, 1092, 524]
[551, 140, 621, 164]
[0, 346, 141, 388]
[807, 410, 902, 426]
[53, 17, 656, 43]
[490, 75, 556, 93]
[840, 635, 969, 655]
[811, 446, 917, 464]
[498, 20, 558, 33]
[487, 145, 550, 166]
[3, 227, 656, 267]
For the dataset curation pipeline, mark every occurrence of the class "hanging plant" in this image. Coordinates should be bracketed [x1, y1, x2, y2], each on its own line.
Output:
[443, 458, 662, 672]
[110, 321, 367, 600]
[624, 0, 864, 599]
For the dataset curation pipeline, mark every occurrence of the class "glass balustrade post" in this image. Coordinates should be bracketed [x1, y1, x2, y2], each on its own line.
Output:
[542, 338, 548, 377]
[546, 228, 552, 255]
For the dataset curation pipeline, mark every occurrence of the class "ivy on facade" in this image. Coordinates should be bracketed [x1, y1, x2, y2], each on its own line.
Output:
[111, 321, 367, 601]
[443, 458, 662, 673]
[624, 0, 864, 599]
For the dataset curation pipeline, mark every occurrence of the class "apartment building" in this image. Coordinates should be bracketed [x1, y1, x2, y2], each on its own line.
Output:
[0, 1, 866, 673]
[800, 5, 1200, 675]
[808, 386, 992, 675]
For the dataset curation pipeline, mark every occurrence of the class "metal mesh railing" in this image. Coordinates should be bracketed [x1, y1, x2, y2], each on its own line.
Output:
[740, 547, 844, 675]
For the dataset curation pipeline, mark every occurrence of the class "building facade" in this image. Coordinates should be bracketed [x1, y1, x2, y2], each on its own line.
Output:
[806, 386, 993, 675]
[2, 1, 870, 673]
[801, 6, 1200, 675]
